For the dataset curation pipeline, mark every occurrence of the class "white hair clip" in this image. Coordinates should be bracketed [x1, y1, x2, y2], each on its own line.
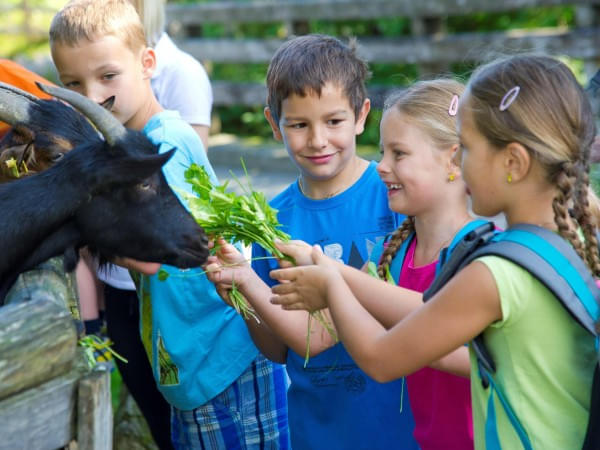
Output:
[499, 86, 520, 111]
[448, 94, 459, 116]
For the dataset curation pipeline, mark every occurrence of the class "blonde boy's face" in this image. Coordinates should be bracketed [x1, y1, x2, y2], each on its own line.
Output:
[266, 82, 369, 185]
[51, 35, 154, 130]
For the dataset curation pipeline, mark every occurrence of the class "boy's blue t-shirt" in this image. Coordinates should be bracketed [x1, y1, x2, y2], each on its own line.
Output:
[136, 110, 259, 410]
[252, 161, 419, 450]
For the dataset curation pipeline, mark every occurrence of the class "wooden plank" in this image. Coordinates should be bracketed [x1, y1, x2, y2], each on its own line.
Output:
[77, 370, 113, 450]
[179, 26, 600, 64]
[212, 81, 268, 106]
[0, 299, 77, 401]
[212, 81, 396, 108]
[0, 368, 80, 450]
[166, 0, 600, 26]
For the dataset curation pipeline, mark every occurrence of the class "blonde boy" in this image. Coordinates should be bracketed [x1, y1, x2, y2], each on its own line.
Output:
[207, 35, 418, 449]
[49, 1, 290, 448]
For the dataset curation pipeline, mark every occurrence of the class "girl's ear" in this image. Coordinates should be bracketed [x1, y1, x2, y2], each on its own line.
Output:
[503, 142, 531, 182]
[141, 47, 156, 79]
[264, 107, 283, 141]
[446, 143, 461, 178]
[354, 98, 371, 135]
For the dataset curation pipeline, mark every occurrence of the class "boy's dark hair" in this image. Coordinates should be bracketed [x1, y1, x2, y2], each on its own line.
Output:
[266, 34, 370, 125]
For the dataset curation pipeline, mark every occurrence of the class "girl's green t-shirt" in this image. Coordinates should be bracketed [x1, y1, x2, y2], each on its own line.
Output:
[470, 256, 596, 449]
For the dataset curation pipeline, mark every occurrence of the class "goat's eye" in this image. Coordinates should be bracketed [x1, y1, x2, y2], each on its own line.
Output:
[139, 182, 152, 190]
[52, 152, 64, 162]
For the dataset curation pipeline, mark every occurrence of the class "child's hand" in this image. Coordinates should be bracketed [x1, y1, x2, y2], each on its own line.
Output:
[204, 238, 251, 304]
[113, 257, 161, 275]
[274, 239, 315, 267]
[269, 245, 339, 312]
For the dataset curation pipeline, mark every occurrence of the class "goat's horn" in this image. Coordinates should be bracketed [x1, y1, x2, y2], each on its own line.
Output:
[36, 82, 126, 146]
[0, 81, 38, 125]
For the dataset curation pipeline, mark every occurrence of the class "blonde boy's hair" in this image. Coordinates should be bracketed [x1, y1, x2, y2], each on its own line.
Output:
[50, 0, 146, 54]
[128, 0, 165, 47]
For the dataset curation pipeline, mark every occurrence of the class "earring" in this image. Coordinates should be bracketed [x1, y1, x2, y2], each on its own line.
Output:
[507, 173, 512, 183]
[448, 173, 455, 182]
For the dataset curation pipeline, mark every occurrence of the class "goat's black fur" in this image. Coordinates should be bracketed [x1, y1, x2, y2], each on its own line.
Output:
[0, 95, 209, 303]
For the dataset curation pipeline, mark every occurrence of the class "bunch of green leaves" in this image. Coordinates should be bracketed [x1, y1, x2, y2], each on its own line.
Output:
[176, 161, 291, 319]
[180, 163, 337, 362]
[182, 162, 291, 260]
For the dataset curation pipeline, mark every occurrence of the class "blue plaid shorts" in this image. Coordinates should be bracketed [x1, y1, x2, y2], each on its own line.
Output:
[171, 354, 290, 449]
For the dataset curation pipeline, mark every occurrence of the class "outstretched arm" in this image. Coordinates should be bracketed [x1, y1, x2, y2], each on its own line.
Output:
[206, 239, 337, 362]
[274, 241, 422, 325]
[270, 245, 501, 381]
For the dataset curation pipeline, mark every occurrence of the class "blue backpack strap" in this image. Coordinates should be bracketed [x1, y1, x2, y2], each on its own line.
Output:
[388, 235, 413, 283]
[466, 224, 600, 334]
[437, 219, 490, 275]
[455, 224, 600, 449]
[370, 232, 414, 284]
[423, 221, 497, 302]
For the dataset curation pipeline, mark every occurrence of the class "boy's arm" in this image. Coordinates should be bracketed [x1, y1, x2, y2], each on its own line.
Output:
[208, 240, 337, 360]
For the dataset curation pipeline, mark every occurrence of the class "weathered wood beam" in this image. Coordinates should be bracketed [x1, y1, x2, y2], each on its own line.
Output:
[166, 0, 600, 26]
[179, 26, 600, 64]
[0, 299, 77, 401]
[0, 367, 80, 450]
[212, 81, 396, 108]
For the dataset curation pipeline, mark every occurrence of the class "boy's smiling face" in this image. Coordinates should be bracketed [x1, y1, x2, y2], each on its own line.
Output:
[266, 82, 369, 189]
[51, 34, 155, 130]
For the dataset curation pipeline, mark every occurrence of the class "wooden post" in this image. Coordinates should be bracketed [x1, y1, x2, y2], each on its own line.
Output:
[412, 16, 449, 78]
[77, 369, 113, 450]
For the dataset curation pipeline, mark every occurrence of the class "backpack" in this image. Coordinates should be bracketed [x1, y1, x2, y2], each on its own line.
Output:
[369, 219, 489, 282]
[421, 222, 600, 450]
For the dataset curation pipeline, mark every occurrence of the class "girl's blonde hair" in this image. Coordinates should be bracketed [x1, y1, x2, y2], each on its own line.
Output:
[50, 0, 146, 54]
[377, 79, 465, 279]
[465, 54, 600, 276]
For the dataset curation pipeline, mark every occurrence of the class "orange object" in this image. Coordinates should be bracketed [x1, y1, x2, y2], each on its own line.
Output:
[0, 59, 56, 138]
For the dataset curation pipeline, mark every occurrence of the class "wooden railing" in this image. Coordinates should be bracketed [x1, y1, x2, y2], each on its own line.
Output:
[165, 0, 600, 107]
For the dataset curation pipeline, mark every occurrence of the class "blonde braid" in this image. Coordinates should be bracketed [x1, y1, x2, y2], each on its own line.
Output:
[377, 217, 415, 280]
[571, 150, 600, 276]
[553, 163, 587, 261]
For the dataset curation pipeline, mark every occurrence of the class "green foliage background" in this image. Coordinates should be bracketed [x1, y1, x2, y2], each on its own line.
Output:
[168, 2, 582, 148]
[1, 1, 591, 151]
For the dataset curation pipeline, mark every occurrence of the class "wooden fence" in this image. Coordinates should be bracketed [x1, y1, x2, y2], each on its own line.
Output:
[0, 299, 112, 450]
[165, 0, 600, 107]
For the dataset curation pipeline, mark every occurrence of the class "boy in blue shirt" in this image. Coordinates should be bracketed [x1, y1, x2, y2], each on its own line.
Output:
[206, 34, 418, 450]
[49, 1, 289, 448]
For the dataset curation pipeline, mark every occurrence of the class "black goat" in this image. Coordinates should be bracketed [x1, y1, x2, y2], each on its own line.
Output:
[0, 82, 209, 301]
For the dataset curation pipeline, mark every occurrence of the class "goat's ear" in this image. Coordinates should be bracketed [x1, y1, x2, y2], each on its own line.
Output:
[63, 246, 80, 272]
[114, 149, 176, 182]
[100, 97, 115, 111]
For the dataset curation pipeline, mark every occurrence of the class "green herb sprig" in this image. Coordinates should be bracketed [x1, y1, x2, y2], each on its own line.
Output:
[182, 162, 291, 260]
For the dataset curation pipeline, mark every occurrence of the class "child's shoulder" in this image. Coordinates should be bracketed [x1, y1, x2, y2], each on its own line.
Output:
[145, 110, 197, 142]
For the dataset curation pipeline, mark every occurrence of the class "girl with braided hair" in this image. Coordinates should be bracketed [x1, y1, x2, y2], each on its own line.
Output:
[269, 54, 598, 449]
[366, 79, 477, 449]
